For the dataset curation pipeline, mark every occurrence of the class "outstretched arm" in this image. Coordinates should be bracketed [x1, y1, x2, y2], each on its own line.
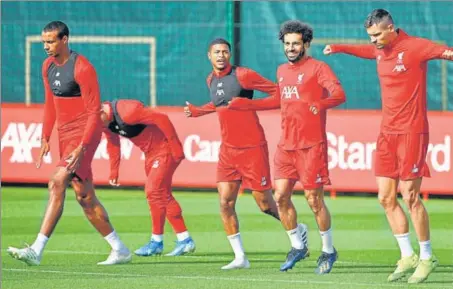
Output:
[324, 44, 376, 59]
[184, 101, 216, 117]
[417, 38, 453, 61]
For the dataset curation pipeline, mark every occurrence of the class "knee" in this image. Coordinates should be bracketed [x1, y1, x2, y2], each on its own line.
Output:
[402, 188, 421, 211]
[146, 188, 166, 204]
[274, 191, 290, 208]
[378, 193, 398, 210]
[306, 192, 323, 214]
[75, 189, 94, 208]
[48, 178, 66, 202]
[219, 197, 235, 213]
[48, 176, 66, 192]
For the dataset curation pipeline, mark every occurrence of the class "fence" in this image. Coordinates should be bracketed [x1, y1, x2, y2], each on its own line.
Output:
[2, 1, 452, 110]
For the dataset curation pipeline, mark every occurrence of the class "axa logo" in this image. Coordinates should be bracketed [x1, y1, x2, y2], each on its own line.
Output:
[216, 89, 225, 96]
[281, 86, 300, 99]
[1, 122, 52, 164]
[53, 80, 61, 86]
[392, 52, 407, 72]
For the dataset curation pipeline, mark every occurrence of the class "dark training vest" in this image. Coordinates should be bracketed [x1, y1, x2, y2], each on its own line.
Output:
[47, 51, 82, 97]
[108, 100, 146, 138]
[209, 66, 254, 107]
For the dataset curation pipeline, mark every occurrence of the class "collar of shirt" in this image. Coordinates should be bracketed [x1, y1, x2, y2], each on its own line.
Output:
[384, 28, 409, 51]
[287, 56, 312, 70]
[212, 64, 233, 78]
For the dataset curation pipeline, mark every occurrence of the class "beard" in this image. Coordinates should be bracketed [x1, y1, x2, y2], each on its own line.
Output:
[285, 49, 305, 63]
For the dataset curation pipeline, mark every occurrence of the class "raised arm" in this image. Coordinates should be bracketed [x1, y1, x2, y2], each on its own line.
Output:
[416, 38, 453, 62]
[325, 44, 376, 60]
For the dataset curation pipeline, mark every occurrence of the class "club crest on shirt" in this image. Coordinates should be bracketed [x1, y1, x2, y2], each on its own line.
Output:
[392, 52, 407, 72]
[297, 73, 304, 84]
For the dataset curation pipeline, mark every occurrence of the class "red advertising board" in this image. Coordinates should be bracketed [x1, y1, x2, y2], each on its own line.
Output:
[2, 104, 452, 194]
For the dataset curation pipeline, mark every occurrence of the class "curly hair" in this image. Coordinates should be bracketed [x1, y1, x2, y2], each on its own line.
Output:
[278, 20, 313, 44]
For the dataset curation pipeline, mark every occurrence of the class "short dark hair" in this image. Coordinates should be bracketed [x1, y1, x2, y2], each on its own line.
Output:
[278, 20, 313, 44]
[364, 9, 393, 28]
[43, 21, 69, 39]
[208, 38, 231, 51]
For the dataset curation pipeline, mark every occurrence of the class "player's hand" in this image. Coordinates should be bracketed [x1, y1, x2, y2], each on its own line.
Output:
[442, 49, 453, 60]
[309, 104, 319, 115]
[323, 45, 333, 55]
[65, 145, 86, 173]
[36, 138, 50, 169]
[184, 101, 193, 117]
[228, 97, 246, 110]
[169, 138, 185, 164]
[109, 177, 120, 187]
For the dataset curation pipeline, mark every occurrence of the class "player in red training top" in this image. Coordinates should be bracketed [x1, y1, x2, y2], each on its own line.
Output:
[229, 21, 346, 274]
[324, 9, 453, 283]
[7, 21, 131, 266]
[101, 99, 195, 257]
[184, 38, 308, 270]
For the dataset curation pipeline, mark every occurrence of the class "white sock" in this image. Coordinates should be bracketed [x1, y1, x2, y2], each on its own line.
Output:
[30, 233, 49, 256]
[176, 231, 190, 242]
[151, 234, 163, 242]
[419, 240, 432, 260]
[286, 227, 304, 249]
[227, 233, 245, 259]
[320, 228, 334, 254]
[394, 233, 414, 258]
[104, 230, 126, 251]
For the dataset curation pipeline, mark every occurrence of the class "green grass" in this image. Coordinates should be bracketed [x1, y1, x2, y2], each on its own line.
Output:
[2, 187, 453, 289]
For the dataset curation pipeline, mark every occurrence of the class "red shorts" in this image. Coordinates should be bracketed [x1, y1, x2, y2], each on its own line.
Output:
[56, 131, 102, 181]
[274, 142, 331, 190]
[375, 133, 430, 180]
[144, 153, 179, 194]
[217, 144, 272, 191]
